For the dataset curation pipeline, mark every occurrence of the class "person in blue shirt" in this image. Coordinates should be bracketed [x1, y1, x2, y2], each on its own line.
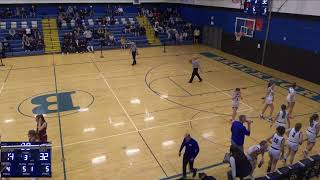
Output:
[179, 133, 199, 178]
[231, 115, 252, 152]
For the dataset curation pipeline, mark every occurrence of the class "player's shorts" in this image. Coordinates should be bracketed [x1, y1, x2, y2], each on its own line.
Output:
[269, 147, 281, 160]
[232, 101, 239, 108]
[265, 97, 273, 105]
[287, 96, 295, 103]
[275, 122, 287, 129]
[287, 141, 299, 152]
[306, 131, 317, 143]
[246, 154, 257, 168]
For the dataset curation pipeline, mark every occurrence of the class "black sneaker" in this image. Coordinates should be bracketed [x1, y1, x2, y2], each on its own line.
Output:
[267, 166, 271, 173]
[192, 168, 197, 178]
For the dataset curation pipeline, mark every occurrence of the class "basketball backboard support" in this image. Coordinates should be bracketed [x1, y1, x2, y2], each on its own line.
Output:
[235, 17, 256, 38]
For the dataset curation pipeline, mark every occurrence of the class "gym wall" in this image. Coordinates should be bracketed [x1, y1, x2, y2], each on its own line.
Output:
[179, 5, 320, 84]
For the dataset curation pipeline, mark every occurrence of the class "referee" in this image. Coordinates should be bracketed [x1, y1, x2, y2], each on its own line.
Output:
[189, 56, 202, 83]
[130, 42, 137, 65]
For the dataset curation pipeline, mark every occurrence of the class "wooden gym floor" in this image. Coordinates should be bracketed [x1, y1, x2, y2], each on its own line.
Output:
[0, 45, 319, 180]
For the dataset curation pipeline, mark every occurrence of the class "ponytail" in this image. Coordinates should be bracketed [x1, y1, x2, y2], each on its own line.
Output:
[281, 104, 287, 119]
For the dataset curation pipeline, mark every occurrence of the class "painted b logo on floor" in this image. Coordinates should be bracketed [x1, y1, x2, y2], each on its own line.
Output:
[31, 91, 80, 115]
[18, 90, 94, 118]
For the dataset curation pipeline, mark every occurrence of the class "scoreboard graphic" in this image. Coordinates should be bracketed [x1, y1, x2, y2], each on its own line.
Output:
[244, 0, 269, 16]
[1, 142, 52, 178]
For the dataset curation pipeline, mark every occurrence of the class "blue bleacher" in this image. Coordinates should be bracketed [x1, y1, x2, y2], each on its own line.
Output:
[58, 14, 150, 50]
[0, 18, 44, 57]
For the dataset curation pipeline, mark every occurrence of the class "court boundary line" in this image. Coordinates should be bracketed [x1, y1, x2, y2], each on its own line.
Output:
[52, 54, 68, 180]
[0, 65, 12, 96]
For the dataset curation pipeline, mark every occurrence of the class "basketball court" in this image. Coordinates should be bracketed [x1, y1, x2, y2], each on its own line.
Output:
[1, 45, 319, 179]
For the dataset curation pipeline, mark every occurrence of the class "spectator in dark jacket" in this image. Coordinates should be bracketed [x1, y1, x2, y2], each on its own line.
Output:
[179, 133, 199, 179]
[231, 115, 251, 152]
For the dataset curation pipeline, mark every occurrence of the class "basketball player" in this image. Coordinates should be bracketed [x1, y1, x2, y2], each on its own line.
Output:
[188, 56, 202, 83]
[287, 83, 296, 118]
[36, 114, 47, 142]
[130, 42, 138, 65]
[260, 82, 275, 121]
[266, 126, 286, 173]
[304, 114, 320, 158]
[270, 104, 290, 129]
[284, 123, 303, 165]
[231, 88, 242, 122]
[28, 130, 40, 142]
[246, 140, 268, 178]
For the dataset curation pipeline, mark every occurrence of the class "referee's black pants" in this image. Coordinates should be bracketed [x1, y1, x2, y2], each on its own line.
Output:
[132, 51, 136, 65]
[189, 68, 202, 83]
[182, 155, 196, 177]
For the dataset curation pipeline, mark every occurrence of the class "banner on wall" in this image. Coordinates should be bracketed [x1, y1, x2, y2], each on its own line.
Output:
[255, 18, 263, 31]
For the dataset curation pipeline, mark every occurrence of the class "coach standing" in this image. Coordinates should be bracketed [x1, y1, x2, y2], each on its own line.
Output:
[189, 56, 202, 83]
[130, 42, 137, 65]
[231, 115, 251, 152]
[179, 133, 199, 178]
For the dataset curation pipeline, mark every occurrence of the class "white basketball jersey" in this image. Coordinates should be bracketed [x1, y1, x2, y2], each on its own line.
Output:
[287, 87, 296, 102]
[248, 144, 261, 155]
[267, 87, 274, 100]
[271, 133, 284, 150]
[308, 120, 318, 134]
[276, 111, 288, 125]
[288, 128, 301, 144]
[232, 91, 240, 102]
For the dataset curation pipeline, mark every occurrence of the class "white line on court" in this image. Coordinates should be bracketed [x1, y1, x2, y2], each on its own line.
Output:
[53, 107, 254, 149]
[0, 82, 5, 95]
[99, 73, 139, 131]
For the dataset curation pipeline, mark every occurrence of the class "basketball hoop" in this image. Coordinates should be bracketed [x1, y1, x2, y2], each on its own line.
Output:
[235, 32, 244, 41]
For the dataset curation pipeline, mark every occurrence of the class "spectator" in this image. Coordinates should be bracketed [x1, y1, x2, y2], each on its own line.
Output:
[134, 25, 140, 36]
[83, 29, 92, 43]
[194, 28, 200, 44]
[25, 27, 31, 37]
[120, 36, 127, 49]
[228, 145, 252, 180]
[89, 6, 95, 17]
[199, 172, 216, 180]
[117, 6, 124, 15]
[3, 38, 10, 54]
[124, 24, 130, 34]
[22, 34, 30, 52]
[8, 29, 16, 40]
[87, 39, 94, 53]
[139, 26, 146, 36]
[0, 41, 4, 58]
[231, 115, 251, 152]
[30, 5, 36, 17]
[15, 7, 21, 18]
[179, 133, 199, 179]
[108, 34, 115, 46]
[21, 7, 27, 18]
